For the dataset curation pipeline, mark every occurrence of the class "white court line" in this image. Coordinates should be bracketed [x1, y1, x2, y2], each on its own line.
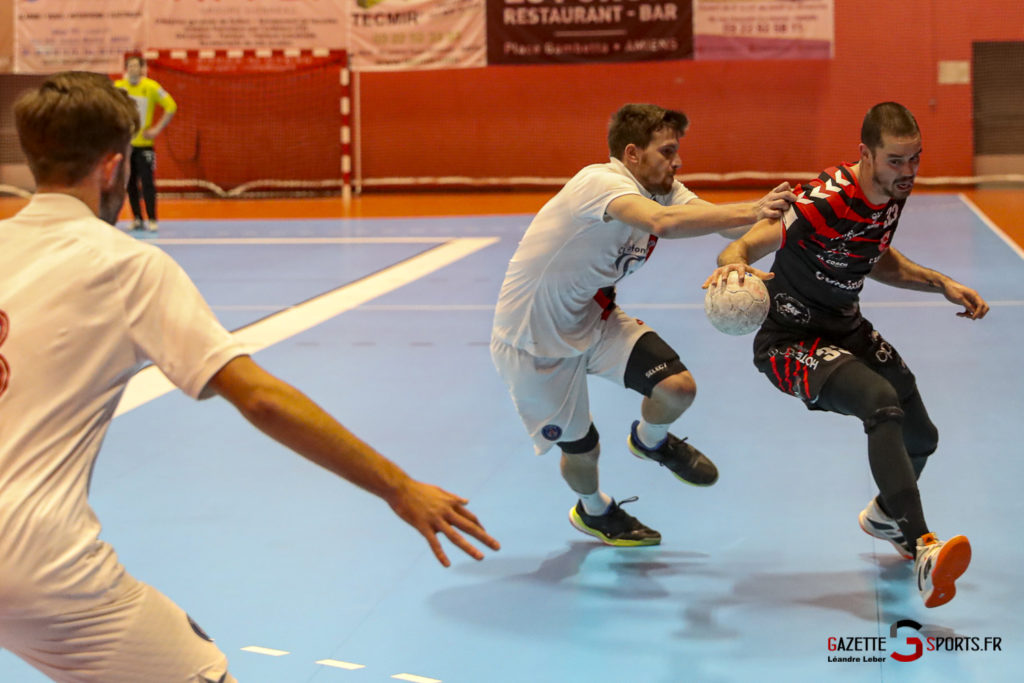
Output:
[316, 659, 366, 670]
[150, 237, 455, 245]
[240, 646, 290, 656]
[958, 193, 1024, 261]
[113, 237, 498, 416]
[336, 301, 1024, 313]
[392, 674, 441, 683]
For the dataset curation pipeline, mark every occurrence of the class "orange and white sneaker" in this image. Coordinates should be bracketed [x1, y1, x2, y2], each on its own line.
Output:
[915, 533, 971, 608]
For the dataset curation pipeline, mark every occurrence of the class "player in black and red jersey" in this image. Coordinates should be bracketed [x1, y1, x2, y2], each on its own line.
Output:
[702, 102, 989, 608]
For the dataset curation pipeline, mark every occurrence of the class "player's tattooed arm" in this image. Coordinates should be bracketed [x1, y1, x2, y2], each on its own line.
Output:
[870, 248, 990, 319]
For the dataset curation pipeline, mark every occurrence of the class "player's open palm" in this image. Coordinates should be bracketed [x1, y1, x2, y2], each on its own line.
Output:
[942, 280, 989, 319]
[388, 480, 501, 567]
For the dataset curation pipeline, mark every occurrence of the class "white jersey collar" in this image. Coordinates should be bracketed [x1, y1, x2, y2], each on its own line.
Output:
[19, 192, 96, 219]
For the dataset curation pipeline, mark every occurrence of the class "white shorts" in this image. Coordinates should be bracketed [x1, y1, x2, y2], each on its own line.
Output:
[491, 308, 651, 455]
[0, 570, 234, 683]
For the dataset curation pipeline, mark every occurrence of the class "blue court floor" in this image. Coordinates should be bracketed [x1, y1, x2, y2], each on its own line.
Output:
[1, 194, 1022, 682]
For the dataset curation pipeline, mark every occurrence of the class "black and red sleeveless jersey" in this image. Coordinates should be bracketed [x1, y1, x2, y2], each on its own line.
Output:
[765, 163, 904, 332]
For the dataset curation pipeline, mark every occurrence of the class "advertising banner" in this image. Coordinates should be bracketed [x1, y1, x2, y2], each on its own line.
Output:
[14, 0, 144, 73]
[147, 0, 347, 50]
[693, 0, 833, 60]
[486, 0, 692, 65]
[349, 0, 487, 71]
[1, 0, 13, 73]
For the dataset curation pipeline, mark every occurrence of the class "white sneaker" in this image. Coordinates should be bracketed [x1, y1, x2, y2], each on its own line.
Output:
[131, 218, 144, 231]
[858, 497, 914, 559]
[915, 532, 971, 608]
[145, 220, 158, 232]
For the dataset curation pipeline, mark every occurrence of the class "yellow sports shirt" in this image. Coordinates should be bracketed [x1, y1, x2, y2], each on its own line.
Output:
[113, 77, 177, 148]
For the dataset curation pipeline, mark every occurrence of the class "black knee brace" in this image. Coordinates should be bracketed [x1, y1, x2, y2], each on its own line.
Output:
[863, 406, 904, 434]
[558, 423, 600, 454]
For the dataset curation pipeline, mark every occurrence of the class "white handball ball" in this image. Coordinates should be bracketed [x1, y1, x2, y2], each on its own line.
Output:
[704, 271, 770, 335]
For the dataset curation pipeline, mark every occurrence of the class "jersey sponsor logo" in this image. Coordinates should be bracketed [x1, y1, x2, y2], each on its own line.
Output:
[541, 424, 563, 441]
[772, 293, 811, 325]
[869, 330, 908, 371]
[0, 310, 9, 398]
[613, 235, 658, 282]
[769, 345, 821, 371]
[815, 270, 864, 291]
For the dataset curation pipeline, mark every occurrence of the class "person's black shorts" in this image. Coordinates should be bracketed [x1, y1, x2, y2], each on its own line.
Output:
[753, 317, 916, 408]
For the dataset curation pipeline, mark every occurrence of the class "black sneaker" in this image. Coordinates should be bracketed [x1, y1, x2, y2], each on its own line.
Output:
[628, 421, 719, 486]
[569, 496, 661, 546]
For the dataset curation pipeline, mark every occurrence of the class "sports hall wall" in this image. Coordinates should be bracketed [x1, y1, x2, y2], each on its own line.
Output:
[356, 1, 1023, 185]
[1, 1, 1022, 189]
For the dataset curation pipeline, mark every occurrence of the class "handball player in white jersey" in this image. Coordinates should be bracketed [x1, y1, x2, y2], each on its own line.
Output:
[0, 72, 498, 683]
[491, 104, 796, 545]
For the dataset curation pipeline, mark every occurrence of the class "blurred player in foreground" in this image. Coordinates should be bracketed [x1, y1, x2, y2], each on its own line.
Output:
[0, 71, 499, 682]
[704, 102, 988, 608]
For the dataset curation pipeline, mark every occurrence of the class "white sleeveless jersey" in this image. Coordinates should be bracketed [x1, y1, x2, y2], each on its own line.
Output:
[492, 158, 697, 357]
[0, 194, 244, 614]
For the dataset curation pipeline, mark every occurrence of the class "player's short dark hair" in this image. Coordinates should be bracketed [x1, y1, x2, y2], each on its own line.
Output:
[125, 54, 145, 67]
[861, 102, 920, 150]
[14, 71, 140, 186]
[608, 104, 689, 159]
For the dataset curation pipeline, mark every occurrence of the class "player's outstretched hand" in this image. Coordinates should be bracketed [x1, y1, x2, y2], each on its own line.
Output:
[388, 480, 501, 567]
[942, 280, 989, 320]
[755, 182, 797, 221]
[702, 263, 774, 290]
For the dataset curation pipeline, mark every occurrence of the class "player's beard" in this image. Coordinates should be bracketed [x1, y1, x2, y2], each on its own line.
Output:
[98, 159, 128, 225]
[642, 170, 674, 196]
[874, 171, 914, 200]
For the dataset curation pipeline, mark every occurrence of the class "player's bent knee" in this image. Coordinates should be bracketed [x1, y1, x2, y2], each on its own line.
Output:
[863, 406, 904, 434]
[624, 331, 687, 397]
[558, 423, 599, 455]
[905, 424, 939, 457]
[652, 371, 696, 405]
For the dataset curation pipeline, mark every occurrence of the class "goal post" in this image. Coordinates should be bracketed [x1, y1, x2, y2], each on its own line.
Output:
[139, 49, 352, 198]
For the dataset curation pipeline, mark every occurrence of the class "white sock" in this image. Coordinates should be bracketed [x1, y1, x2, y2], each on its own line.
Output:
[579, 490, 613, 516]
[636, 419, 670, 450]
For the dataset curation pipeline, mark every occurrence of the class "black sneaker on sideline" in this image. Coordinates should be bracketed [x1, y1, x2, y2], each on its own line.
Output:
[569, 496, 661, 547]
[628, 421, 719, 486]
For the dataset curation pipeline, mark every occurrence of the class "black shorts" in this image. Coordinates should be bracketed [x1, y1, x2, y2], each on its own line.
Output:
[753, 317, 916, 407]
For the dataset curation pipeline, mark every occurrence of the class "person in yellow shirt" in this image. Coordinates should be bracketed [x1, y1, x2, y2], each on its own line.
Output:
[115, 55, 176, 232]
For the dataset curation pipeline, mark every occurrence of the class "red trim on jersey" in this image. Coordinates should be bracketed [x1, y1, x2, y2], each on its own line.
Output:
[593, 289, 616, 320]
[795, 194, 841, 239]
[784, 353, 794, 394]
[645, 234, 659, 261]
[769, 356, 783, 390]
[804, 337, 821, 400]
[0, 310, 9, 398]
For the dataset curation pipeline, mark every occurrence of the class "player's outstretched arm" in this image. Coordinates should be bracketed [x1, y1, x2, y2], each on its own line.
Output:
[702, 216, 784, 289]
[869, 248, 989, 319]
[208, 355, 501, 567]
[607, 182, 796, 239]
